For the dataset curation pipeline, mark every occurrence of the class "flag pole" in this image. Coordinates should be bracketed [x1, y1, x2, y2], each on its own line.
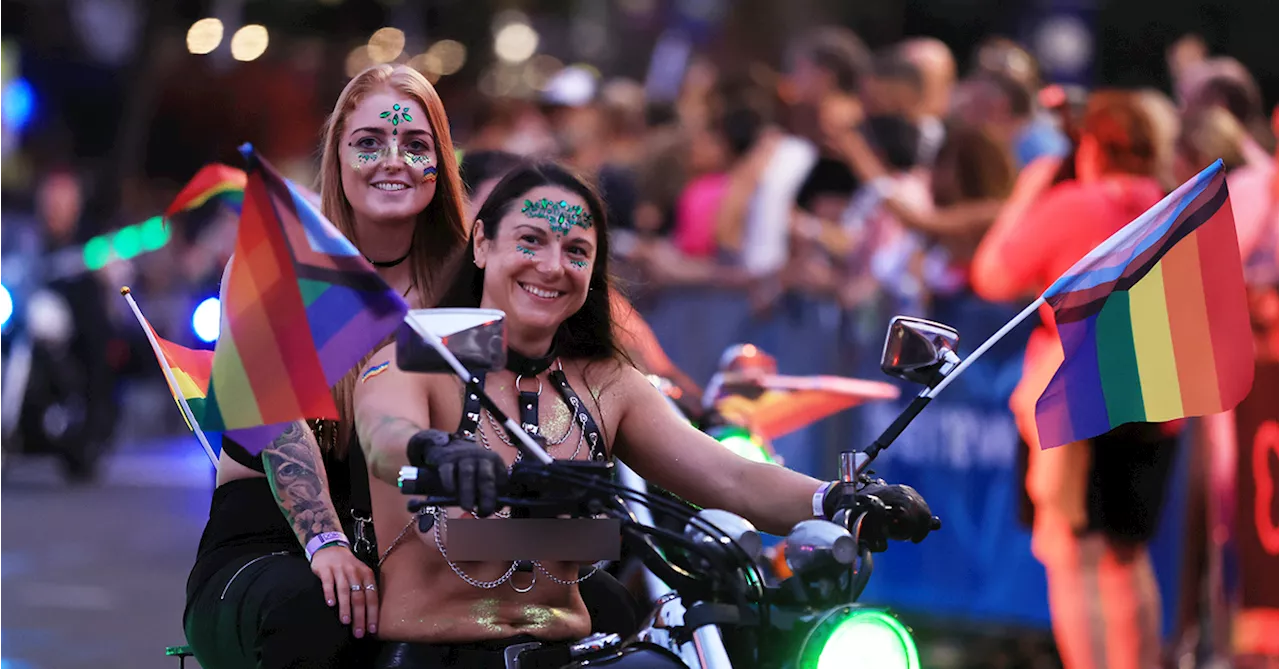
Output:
[400, 315, 555, 465]
[120, 287, 219, 467]
[921, 166, 1198, 404]
[924, 295, 1046, 399]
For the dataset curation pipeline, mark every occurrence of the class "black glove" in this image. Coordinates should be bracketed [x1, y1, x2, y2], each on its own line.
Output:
[823, 479, 940, 551]
[407, 429, 508, 517]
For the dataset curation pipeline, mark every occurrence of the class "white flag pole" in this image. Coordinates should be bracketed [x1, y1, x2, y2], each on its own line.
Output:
[924, 296, 1046, 399]
[120, 287, 219, 467]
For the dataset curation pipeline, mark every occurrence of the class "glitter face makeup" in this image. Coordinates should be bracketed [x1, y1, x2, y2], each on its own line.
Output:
[516, 244, 536, 257]
[521, 199, 593, 236]
[339, 88, 438, 225]
[348, 134, 435, 180]
[568, 259, 588, 270]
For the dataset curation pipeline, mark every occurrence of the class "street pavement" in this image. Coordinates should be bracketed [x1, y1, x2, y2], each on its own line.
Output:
[3, 426, 214, 669]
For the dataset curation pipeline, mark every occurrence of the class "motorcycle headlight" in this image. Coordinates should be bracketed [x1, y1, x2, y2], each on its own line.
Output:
[191, 296, 221, 343]
[799, 606, 920, 669]
[27, 290, 73, 345]
[0, 284, 12, 331]
[705, 425, 775, 465]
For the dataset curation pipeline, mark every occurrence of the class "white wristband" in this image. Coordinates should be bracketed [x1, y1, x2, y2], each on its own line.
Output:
[305, 531, 350, 561]
[813, 481, 837, 519]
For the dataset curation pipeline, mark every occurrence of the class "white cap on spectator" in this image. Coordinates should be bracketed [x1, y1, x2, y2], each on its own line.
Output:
[541, 65, 598, 107]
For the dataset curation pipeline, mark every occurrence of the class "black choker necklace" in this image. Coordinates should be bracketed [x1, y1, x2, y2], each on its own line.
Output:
[365, 248, 412, 268]
[505, 344, 558, 377]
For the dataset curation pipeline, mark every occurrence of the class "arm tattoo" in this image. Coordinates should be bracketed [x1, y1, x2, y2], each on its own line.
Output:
[263, 421, 344, 547]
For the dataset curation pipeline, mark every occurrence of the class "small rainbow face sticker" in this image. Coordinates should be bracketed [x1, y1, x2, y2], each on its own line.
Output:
[404, 153, 436, 183]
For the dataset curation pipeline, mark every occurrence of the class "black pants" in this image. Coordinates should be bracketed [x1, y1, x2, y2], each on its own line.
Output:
[185, 551, 377, 669]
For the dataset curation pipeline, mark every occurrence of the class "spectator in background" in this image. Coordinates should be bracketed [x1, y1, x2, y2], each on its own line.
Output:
[463, 97, 525, 154]
[672, 104, 766, 260]
[970, 38, 1071, 168]
[1172, 57, 1274, 266]
[972, 90, 1174, 669]
[1136, 89, 1182, 192]
[951, 73, 1044, 164]
[595, 79, 655, 237]
[1176, 57, 1272, 152]
[36, 169, 119, 473]
[897, 37, 957, 164]
[780, 26, 872, 212]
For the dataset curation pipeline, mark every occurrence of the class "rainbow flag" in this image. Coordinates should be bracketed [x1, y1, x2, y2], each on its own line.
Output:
[165, 163, 247, 219]
[200, 144, 410, 454]
[144, 320, 217, 438]
[1035, 160, 1255, 449]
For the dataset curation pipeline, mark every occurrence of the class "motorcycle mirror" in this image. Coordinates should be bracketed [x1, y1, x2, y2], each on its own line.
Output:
[879, 316, 960, 387]
[784, 519, 857, 575]
[396, 308, 508, 374]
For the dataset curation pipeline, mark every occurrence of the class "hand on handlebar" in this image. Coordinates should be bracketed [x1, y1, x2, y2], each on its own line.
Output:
[407, 429, 509, 517]
[823, 479, 941, 551]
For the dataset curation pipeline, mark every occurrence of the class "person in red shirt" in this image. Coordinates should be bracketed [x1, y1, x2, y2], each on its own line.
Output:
[973, 90, 1175, 669]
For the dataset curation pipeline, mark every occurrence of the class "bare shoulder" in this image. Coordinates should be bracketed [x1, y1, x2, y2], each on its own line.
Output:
[565, 357, 648, 403]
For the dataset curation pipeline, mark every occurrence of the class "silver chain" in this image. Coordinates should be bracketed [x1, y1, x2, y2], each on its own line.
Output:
[535, 561, 599, 586]
[383, 362, 598, 592]
[432, 508, 520, 589]
[378, 501, 599, 590]
[378, 507, 432, 567]
[483, 408, 585, 461]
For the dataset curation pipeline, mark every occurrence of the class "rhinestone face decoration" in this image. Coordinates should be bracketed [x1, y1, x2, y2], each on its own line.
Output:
[521, 198, 593, 236]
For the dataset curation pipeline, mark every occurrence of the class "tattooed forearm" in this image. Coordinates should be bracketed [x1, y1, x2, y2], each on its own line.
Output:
[263, 421, 344, 547]
[358, 413, 425, 484]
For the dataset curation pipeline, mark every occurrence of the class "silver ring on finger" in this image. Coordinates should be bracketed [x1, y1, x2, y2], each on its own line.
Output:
[350, 584, 362, 592]
[363, 583, 376, 591]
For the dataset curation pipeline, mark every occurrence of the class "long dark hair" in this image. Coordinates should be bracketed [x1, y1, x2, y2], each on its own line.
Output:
[437, 161, 625, 363]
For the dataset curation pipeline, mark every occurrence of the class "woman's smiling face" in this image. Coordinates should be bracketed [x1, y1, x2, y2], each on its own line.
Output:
[340, 86, 439, 225]
[474, 185, 598, 340]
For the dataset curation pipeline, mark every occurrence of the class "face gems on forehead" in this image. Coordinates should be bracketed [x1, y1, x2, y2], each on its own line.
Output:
[379, 103, 414, 135]
[521, 198, 593, 236]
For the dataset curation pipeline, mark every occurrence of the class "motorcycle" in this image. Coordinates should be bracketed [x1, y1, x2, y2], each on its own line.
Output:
[623, 343, 902, 583]
[0, 244, 109, 481]
[392, 309, 955, 668]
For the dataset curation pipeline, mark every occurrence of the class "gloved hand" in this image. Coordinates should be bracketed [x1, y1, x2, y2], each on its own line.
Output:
[823, 479, 940, 551]
[407, 429, 509, 517]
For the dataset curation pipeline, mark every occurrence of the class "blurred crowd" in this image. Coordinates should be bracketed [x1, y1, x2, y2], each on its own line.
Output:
[2, 18, 1277, 667]
[12, 27, 1276, 380]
